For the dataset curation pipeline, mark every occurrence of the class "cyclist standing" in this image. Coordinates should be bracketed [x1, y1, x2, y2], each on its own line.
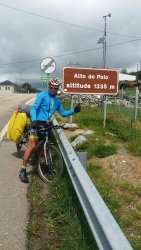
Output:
[19, 79, 81, 183]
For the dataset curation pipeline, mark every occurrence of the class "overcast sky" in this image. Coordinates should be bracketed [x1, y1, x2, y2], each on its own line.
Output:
[0, 0, 141, 86]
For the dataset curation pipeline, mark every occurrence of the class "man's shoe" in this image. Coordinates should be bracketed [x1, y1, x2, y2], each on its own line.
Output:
[19, 169, 29, 183]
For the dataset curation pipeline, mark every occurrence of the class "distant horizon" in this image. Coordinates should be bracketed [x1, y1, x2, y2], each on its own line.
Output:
[0, 79, 48, 89]
[0, 71, 138, 89]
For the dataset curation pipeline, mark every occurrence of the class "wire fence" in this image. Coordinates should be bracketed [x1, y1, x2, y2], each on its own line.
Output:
[60, 89, 141, 123]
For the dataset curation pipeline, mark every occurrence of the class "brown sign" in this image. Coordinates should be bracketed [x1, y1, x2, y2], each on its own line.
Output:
[63, 67, 119, 95]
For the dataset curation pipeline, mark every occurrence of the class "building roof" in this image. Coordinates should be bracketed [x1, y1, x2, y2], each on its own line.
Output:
[0, 80, 15, 86]
[120, 80, 141, 89]
[119, 73, 136, 81]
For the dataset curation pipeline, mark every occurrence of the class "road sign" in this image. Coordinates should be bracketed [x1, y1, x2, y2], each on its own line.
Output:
[63, 67, 119, 95]
[41, 76, 49, 82]
[40, 57, 56, 74]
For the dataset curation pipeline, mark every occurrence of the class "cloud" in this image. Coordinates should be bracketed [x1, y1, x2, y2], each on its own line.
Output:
[0, 0, 141, 86]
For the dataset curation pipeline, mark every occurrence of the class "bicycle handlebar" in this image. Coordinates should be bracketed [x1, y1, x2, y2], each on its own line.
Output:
[34, 122, 64, 132]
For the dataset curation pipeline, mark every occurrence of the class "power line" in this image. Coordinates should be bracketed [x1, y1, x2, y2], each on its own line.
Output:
[108, 38, 141, 48]
[0, 3, 105, 32]
[0, 3, 140, 39]
[0, 37, 141, 66]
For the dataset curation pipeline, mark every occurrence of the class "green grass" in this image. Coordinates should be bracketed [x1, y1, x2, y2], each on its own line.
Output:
[92, 143, 117, 158]
[66, 102, 141, 249]
[27, 172, 97, 250]
[88, 163, 121, 218]
[70, 134, 118, 158]
[128, 127, 141, 155]
[27, 100, 141, 249]
[43, 176, 97, 250]
[88, 163, 141, 249]
[67, 104, 141, 156]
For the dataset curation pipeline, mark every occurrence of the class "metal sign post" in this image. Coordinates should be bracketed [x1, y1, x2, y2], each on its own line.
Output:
[103, 96, 108, 127]
[134, 87, 139, 121]
[70, 95, 74, 123]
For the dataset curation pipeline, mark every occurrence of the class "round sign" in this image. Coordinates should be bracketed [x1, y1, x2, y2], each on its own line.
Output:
[40, 57, 56, 74]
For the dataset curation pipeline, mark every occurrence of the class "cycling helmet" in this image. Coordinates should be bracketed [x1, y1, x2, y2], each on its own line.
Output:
[48, 78, 60, 87]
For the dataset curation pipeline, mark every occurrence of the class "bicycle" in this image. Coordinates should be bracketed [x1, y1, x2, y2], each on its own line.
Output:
[16, 122, 64, 183]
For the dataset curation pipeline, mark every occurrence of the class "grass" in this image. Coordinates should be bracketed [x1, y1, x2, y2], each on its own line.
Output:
[91, 143, 117, 158]
[43, 175, 97, 250]
[27, 101, 141, 249]
[27, 171, 97, 250]
[70, 132, 118, 158]
[128, 126, 141, 155]
[87, 163, 141, 249]
[60, 101, 141, 249]
[67, 103, 141, 155]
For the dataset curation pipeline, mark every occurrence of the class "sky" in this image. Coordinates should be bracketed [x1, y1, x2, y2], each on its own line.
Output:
[0, 0, 141, 87]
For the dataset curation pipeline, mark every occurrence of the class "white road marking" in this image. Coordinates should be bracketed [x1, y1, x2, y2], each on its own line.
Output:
[0, 97, 35, 143]
[0, 124, 8, 143]
[25, 98, 35, 105]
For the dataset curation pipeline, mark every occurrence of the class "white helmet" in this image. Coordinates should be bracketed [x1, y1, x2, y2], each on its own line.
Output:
[48, 78, 60, 87]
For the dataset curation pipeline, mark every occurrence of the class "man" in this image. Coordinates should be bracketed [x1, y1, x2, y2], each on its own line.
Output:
[19, 78, 81, 183]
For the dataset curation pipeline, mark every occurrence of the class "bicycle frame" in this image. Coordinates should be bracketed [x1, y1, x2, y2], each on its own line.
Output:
[17, 123, 64, 183]
[34, 126, 54, 165]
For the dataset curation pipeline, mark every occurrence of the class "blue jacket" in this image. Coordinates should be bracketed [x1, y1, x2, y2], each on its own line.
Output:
[30, 90, 75, 121]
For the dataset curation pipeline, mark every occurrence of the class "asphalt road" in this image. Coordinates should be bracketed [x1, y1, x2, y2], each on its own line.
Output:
[0, 93, 35, 250]
[0, 93, 35, 131]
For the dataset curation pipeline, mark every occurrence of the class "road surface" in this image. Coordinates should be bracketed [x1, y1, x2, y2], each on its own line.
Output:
[0, 93, 35, 250]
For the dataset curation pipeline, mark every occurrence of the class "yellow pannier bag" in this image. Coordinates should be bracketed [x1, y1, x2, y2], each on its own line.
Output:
[7, 111, 28, 143]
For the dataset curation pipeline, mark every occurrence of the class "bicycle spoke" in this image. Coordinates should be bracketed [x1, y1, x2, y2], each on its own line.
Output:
[37, 144, 63, 183]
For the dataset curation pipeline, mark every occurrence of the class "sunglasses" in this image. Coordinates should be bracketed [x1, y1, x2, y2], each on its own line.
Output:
[50, 86, 59, 90]
[50, 87, 59, 90]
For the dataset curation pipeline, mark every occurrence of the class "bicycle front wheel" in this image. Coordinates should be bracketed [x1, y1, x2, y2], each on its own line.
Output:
[37, 144, 64, 183]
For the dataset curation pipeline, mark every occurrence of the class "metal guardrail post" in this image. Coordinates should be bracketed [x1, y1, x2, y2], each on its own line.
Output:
[53, 118, 133, 250]
[76, 151, 87, 170]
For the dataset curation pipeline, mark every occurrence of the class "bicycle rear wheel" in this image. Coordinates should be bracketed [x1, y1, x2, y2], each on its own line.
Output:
[37, 144, 64, 183]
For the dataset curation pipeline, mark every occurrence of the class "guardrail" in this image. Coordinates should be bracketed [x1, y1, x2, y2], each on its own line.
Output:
[53, 118, 133, 250]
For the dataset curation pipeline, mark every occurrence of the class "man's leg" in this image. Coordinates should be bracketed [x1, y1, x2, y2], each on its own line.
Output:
[19, 139, 38, 183]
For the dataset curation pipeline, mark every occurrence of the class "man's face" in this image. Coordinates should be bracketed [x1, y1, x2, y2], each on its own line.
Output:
[49, 84, 59, 96]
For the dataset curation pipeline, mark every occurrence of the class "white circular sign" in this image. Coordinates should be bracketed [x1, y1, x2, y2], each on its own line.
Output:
[40, 57, 56, 74]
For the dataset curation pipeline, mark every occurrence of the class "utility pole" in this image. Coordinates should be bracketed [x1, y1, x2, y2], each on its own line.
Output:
[19, 72, 22, 84]
[103, 13, 111, 69]
[102, 13, 111, 128]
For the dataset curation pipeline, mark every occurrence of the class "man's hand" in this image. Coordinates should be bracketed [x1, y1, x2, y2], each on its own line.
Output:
[74, 103, 81, 113]
[31, 121, 37, 128]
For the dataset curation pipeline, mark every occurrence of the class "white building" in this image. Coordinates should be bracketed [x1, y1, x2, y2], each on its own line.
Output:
[0, 80, 15, 95]
[119, 73, 136, 81]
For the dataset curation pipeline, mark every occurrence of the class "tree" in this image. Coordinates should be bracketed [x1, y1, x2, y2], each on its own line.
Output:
[120, 68, 128, 74]
[21, 82, 32, 92]
[20, 82, 37, 93]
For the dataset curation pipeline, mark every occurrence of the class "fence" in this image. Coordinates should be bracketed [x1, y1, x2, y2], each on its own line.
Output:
[60, 88, 141, 124]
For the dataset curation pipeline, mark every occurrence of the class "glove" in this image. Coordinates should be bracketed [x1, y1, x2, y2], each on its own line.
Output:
[31, 121, 37, 129]
[74, 103, 81, 113]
